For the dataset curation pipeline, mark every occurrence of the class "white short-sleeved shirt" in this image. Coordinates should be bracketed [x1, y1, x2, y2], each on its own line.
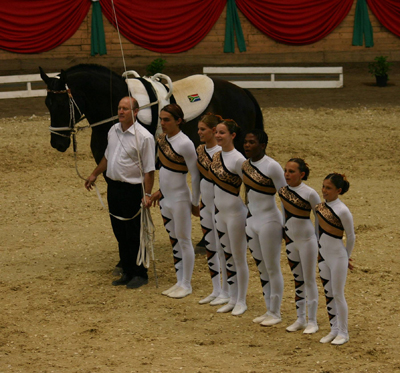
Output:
[105, 121, 155, 184]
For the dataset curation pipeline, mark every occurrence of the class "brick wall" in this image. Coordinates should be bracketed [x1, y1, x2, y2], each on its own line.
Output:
[1, 2, 399, 75]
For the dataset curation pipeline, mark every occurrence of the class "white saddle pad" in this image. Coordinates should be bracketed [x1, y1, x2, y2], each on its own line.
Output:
[167, 74, 214, 121]
[125, 74, 214, 137]
[125, 77, 170, 127]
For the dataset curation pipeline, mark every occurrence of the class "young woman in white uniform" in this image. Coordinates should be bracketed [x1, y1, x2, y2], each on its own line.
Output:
[196, 113, 226, 305]
[278, 158, 320, 333]
[316, 173, 355, 345]
[242, 130, 286, 326]
[209, 120, 248, 316]
[151, 104, 200, 299]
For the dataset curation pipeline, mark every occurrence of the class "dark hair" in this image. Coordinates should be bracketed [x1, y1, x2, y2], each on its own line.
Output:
[245, 129, 269, 147]
[199, 113, 223, 129]
[161, 104, 186, 127]
[288, 158, 310, 181]
[324, 173, 350, 195]
[220, 119, 241, 136]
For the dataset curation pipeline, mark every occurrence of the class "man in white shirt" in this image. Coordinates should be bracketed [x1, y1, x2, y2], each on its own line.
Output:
[85, 96, 155, 289]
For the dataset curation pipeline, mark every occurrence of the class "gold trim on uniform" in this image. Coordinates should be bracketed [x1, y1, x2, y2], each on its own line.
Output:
[196, 144, 213, 182]
[157, 133, 188, 174]
[209, 151, 242, 196]
[316, 202, 344, 238]
[242, 159, 277, 195]
[278, 186, 311, 219]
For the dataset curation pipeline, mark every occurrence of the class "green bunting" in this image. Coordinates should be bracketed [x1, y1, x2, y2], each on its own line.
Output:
[352, 0, 374, 47]
[224, 0, 246, 53]
[91, 1, 107, 56]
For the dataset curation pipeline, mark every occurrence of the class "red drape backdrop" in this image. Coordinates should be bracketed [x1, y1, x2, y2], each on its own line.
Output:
[0, 0, 91, 54]
[367, 0, 400, 38]
[1, 0, 400, 54]
[236, 0, 354, 45]
[99, 0, 226, 53]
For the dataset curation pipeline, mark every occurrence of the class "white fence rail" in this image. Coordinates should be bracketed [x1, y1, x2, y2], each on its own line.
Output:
[0, 72, 59, 99]
[1, 67, 343, 100]
[203, 67, 343, 89]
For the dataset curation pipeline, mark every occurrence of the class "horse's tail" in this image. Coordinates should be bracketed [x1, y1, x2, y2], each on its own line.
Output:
[244, 88, 264, 131]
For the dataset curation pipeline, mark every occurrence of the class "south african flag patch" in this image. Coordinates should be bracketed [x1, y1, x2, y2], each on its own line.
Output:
[187, 94, 201, 103]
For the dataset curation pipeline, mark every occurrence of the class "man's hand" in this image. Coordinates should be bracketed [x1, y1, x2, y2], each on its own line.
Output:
[85, 174, 97, 191]
[85, 157, 107, 191]
[142, 195, 152, 208]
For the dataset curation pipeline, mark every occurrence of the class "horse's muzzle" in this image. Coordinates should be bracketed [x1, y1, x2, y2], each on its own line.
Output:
[51, 136, 70, 152]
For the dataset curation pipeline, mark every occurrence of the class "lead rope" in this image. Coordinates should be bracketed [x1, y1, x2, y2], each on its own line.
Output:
[47, 79, 143, 221]
[73, 130, 142, 221]
[111, 0, 158, 286]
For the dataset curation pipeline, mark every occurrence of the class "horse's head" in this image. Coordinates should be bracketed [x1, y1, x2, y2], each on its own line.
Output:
[40, 67, 82, 152]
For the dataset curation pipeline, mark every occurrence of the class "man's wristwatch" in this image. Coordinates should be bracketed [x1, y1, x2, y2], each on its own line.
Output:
[145, 193, 152, 197]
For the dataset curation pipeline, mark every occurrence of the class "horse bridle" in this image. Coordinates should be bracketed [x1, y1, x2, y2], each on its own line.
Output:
[46, 79, 162, 224]
[47, 84, 87, 138]
[47, 85, 121, 138]
[47, 83, 157, 138]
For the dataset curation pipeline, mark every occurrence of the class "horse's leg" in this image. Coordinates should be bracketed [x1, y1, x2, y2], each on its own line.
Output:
[91, 126, 111, 165]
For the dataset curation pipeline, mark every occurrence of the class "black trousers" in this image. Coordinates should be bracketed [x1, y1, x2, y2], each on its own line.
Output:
[107, 178, 147, 278]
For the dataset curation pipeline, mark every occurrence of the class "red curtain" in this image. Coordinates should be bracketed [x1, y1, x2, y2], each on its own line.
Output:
[367, 0, 400, 38]
[0, 0, 91, 53]
[99, 0, 226, 53]
[236, 0, 354, 45]
[2, 0, 399, 55]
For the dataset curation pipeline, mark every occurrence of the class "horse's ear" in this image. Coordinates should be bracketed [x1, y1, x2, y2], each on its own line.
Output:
[39, 66, 51, 85]
[60, 69, 67, 84]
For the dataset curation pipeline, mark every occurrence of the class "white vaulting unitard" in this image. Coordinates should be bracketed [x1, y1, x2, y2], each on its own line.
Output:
[209, 149, 248, 309]
[197, 144, 223, 298]
[316, 198, 355, 339]
[243, 155, 286, 319]
[157, 132, 200, 290]
[278, 183, 320, 326]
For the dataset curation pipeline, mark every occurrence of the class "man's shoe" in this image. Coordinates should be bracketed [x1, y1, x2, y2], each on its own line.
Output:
[112, 266, 123, 277]
[112, 273, 132, 286]
[126, 276, 148, 289]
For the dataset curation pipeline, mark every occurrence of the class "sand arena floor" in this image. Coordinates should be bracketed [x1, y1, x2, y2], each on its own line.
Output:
[1, 63, 400, 372]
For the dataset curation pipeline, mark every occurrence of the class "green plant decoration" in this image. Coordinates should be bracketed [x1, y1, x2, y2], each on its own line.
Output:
[368, 56, 392, 77]
[145, 58, 166, 76]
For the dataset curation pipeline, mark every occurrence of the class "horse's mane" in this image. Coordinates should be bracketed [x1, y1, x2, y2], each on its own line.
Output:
[65, 64, 124, 80]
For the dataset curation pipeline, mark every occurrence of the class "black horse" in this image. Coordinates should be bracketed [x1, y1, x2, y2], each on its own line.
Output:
[40, 64, 263, 164]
